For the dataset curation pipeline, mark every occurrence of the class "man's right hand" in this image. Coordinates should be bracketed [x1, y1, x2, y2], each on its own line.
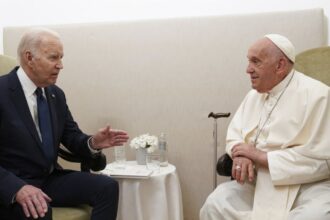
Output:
[15, 185, 52, 219]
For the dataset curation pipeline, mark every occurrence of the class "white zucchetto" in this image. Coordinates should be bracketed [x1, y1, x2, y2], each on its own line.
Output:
[264, 34, 295, 63]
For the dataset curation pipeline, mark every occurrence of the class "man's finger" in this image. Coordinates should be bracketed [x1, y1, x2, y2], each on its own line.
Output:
[42, 192, 52, 202]
[240, 164, 247, 184]
[248, 164, 255, 182]
[26, 199, 38, 219]
[22, 202, 30, 218]
[38, 194, 49, 213]
[33, 195, 46, 217]
[232, 164, 237, 178]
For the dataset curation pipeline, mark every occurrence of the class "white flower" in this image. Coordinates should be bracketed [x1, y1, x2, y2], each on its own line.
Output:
[129, 133, 158, 153]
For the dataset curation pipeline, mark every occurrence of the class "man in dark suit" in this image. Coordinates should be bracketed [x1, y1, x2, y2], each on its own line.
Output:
[0, 28, 129, 220]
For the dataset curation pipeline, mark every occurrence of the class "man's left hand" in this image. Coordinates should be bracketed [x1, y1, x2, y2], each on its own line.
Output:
[232, 143, 268, 168]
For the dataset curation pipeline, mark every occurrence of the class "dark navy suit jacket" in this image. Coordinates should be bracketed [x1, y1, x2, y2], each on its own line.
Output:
[0, 67, 93, 206]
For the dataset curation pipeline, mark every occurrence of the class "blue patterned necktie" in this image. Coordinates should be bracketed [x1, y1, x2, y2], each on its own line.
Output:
[35, 87, 54, 162]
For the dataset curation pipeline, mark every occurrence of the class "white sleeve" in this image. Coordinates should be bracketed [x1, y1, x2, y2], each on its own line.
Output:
[268, 148, 330, 185]
[225, 96, 248, 157]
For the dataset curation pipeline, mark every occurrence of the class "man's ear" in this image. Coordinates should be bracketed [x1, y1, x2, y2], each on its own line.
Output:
[24, 51, 33, 66]
[276, 57, 285, 70]
[275, 57, 289, 76]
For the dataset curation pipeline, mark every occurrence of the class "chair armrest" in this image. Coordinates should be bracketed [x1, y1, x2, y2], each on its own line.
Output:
[83, 152, 107, 172]
[216, 153, 233, 176]
[58, 146, 107, 172]
[58, 147, 82, 162]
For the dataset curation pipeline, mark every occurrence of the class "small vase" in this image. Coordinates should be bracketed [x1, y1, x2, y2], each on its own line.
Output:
[136, 148, 147, 165]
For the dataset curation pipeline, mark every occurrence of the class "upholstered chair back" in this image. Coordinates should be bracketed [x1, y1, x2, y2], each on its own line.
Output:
[0, 54, 17, 75]
[295, 46, 330, 86]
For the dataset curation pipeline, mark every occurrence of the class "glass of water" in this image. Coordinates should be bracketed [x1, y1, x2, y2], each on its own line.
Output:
[114, 145, 126, 169]
[146, 153, 160, 173]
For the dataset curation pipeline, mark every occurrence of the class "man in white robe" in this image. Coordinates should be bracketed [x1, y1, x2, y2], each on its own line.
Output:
[200, 34, 330, 220]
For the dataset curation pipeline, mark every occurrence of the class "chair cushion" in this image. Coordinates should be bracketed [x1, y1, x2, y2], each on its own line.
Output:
[53, 205, 91, 220]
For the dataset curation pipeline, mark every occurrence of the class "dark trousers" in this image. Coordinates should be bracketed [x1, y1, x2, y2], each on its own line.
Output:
[0, 169, 119, 220]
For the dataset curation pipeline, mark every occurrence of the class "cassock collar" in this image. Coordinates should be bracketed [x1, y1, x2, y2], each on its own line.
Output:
[268, 69, 294, 97]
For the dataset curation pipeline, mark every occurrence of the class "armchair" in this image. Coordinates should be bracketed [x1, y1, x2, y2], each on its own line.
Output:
[216, 46, 330, 177]
[0, 54, 107, 219]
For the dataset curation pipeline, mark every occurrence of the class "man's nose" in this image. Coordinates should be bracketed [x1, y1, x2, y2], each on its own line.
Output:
[56, 60, 63, 69]
[246, 64, 253, 74]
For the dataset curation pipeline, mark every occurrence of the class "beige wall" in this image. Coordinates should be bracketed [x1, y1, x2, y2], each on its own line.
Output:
[3, 8, 326, 220]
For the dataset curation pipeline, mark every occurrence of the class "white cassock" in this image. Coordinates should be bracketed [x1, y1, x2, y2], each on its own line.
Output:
[200, 70, 330, 220]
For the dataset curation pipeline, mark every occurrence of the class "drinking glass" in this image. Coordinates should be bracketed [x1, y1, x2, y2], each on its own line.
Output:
[114, 145, 126, 169]
[146, 153, 160, 173]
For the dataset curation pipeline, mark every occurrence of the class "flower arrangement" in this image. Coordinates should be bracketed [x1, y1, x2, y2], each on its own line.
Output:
[129, 133, 158, 153]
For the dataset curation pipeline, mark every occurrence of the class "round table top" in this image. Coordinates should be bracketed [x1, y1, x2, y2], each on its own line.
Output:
[101, 161, 176, 179]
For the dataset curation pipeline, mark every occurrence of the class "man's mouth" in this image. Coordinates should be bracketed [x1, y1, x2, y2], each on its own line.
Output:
[50, 73, 59, 79]
[251, 75, 258, 81]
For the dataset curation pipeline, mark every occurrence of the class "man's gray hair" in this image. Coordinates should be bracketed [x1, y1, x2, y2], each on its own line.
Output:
[17, 27, 61, 65]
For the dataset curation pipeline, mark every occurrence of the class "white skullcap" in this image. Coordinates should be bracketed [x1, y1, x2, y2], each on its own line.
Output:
[264, 34, 295, 63]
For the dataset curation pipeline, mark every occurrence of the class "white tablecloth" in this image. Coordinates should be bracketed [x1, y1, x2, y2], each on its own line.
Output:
[109, 161, 183, 220]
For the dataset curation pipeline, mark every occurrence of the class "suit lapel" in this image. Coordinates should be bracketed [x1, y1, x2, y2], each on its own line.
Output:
[8, 71, 42, 146]
[45, 87, 59, 154]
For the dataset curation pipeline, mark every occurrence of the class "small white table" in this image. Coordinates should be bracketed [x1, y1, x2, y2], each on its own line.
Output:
[103, 161, 183, 220]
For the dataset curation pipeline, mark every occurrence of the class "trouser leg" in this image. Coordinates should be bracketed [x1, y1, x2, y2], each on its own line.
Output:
[200, 180, 254, 220]
[288, 179, 330, 220]
[43, 170, 119, 220]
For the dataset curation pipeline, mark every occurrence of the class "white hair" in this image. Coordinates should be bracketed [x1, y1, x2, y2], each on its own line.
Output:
[17, 27, 61, 65]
